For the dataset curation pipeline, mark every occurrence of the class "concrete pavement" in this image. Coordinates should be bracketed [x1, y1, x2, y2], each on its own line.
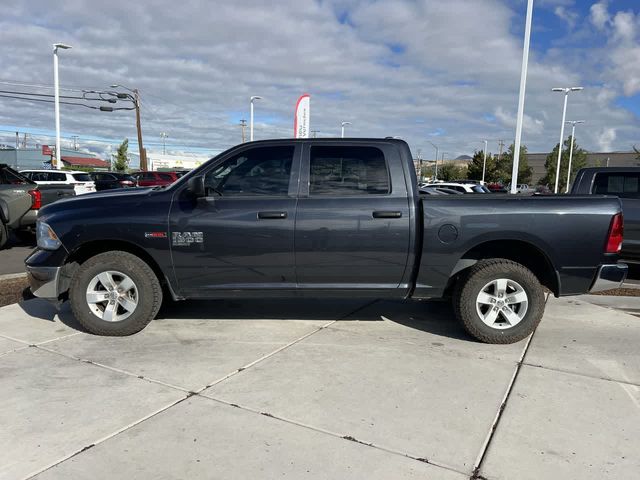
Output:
[0, 296, 638, 479]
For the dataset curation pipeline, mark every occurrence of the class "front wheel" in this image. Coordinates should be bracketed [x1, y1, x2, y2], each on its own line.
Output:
[453, 259, 545, 344]
[69, 251, 162, 335]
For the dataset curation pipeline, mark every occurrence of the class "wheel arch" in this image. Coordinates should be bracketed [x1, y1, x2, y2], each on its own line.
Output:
[448, 239, 560, 297]
[65, 239, 181, 300]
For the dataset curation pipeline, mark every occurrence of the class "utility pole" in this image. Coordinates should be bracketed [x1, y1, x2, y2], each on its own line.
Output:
[133, 89, 147, 170]
[71, 135, 79, 150]
[239, 119, 247, 143]
[15, 131, 19, 149]
[22, 133, 27, 148]
[497, 140, 505, 162]
[160, 132, 168, 155]
[110, 84, 147, 170]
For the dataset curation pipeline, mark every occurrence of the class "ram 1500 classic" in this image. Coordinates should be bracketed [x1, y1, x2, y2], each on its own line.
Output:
[26, 139, 627, 343]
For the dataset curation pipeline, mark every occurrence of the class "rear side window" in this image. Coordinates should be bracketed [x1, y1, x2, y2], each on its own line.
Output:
[593, 173, 640, 198]
[72, 173, 91, 182]
[309, 146, 390, 196]
[48, 172, 67, 181]
[159, 173, 174, 181]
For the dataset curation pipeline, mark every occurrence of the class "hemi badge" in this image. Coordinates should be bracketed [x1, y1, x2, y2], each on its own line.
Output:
[145, 232, 168, 238]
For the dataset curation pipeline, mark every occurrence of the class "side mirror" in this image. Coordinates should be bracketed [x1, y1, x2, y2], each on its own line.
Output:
[187, 175, 206, 198]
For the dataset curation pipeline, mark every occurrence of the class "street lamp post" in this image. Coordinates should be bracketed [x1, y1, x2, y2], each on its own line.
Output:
[481, 140, 488, 183]
[53, 43, 72, 170]
[565, 120, 585, 193]
[552, 86, 583, 193]
[160, 132, 168, 155]
[510, 0, 534, 194]
[110, 84, 147, 170]
[341, 121, 352, 138]
[250, 96, 262, 141]
[428, 141, 439, 180]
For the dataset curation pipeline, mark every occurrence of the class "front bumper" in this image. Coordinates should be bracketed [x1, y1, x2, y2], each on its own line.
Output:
[589, 263, 628, 293]
[26, 265, 61, 299]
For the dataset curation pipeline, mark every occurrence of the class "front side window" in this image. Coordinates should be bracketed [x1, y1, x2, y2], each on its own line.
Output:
[593, 173, 640, 198]
[309, 146, 390, 196]
[204, 146, 293, 196]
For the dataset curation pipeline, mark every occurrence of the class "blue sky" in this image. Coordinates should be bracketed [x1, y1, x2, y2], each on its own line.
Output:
[0, 0, 639, 161]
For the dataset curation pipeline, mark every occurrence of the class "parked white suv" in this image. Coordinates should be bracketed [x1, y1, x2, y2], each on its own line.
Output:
[20, 169, 96, 195]
[424, 182, 488, 193]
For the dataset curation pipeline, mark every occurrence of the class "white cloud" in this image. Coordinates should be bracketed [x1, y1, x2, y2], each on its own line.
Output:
[590, 1, 610, 30]
[554, 6, 578, 28]
[494, 107, 544, 136]
[597, 127, 617, 151]
[612, 10, 637, 41]
[0, 0, 637, 165]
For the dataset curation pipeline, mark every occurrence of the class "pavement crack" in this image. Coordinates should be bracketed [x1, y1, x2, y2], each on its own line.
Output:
[470, 328, 537, 479]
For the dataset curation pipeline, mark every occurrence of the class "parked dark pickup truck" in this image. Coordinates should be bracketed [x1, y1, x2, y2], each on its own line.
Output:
[571, 167, 640, 264]
[26, 139, 627, 343]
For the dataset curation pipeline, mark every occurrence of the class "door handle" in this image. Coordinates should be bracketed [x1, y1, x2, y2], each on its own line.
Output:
[372, 211, 402, 219]
[258, 211, 288, 219]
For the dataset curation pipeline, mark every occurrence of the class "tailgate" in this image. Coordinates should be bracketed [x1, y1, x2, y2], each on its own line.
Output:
[37, 184, 76, 206]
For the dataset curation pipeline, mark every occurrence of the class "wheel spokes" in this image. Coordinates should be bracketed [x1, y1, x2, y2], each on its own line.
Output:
[117, 295, 137, 313]
[102, 301, 117, 322]
[477, 291, 495, 305]
[97, 272, 116, 290]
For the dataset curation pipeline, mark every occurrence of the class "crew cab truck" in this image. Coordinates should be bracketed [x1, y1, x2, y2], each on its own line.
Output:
[571, 167, 640, 264]
[26, 139, 627, 344]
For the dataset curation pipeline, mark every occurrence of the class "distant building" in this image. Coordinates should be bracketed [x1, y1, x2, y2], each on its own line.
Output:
[0, 146, 107, 170]
[147, 152, 212, 171]
[528, 151, 639, 185]
[58, 156, 110, 170]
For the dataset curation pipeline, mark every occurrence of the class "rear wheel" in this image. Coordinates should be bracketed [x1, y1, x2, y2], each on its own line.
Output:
[453, 259, 545, 344]
[69, 251, 162, 335]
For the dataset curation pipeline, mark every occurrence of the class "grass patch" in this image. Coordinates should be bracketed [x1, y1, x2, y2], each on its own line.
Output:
[0, 276, 33, 307]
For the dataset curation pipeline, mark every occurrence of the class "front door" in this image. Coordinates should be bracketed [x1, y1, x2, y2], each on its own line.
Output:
[169, 144, 300, 296]
[294, 143, 412, 295]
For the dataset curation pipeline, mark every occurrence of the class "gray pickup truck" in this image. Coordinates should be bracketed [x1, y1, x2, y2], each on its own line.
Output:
[0, 164, 39, 248]
[571, 167, 640, 264]
[0, 164, 75, 248]
[27, 139, 627, 343]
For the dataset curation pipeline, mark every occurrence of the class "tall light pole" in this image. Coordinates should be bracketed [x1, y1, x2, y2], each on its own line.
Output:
[160, 132, 168, 155]
[481, 140, 488, 183]
[341, 121, 352, 138]
[111, 84, 147, 170]
[510, 0, 534, 194]
[53, 43, 72, 170]
[250, 96, 262, 141]
[428, 141, 439, 180]
[565, 120, 585, 193]
[552, 86, 583, 193]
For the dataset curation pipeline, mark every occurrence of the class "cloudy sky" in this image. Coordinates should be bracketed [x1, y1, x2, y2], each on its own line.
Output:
[1, 0, 639, 163]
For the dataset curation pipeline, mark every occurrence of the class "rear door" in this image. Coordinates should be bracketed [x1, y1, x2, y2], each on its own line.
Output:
[294, 142, 412, 295]
[592, 172, 640, 261]
[169, 143, 300, 295]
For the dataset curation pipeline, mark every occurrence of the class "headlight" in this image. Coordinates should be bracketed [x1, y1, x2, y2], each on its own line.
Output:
[37, 221, 62, 250]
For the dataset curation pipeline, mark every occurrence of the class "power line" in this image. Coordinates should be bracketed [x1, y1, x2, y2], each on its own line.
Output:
[0, 93, 134, 110]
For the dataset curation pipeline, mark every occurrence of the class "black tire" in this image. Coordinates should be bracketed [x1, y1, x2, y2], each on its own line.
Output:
[69, 251, 162, 336]
[0, 223, 7, 250]
[453, 258, 545, 344]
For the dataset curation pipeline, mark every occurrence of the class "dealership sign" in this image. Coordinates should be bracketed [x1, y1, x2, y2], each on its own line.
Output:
[294, 94, 310, 138]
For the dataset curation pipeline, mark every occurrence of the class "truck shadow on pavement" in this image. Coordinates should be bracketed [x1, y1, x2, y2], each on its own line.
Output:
[19, 297, 472, 342]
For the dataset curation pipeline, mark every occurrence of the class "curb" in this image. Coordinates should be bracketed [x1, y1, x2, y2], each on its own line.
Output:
[0, 272, 28, 281]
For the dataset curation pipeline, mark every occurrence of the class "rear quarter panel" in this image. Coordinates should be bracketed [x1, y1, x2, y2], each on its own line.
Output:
[414, 195, 622, 298]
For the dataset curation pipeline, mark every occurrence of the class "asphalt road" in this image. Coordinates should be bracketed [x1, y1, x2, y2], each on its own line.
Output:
[0, 232, 35, 276]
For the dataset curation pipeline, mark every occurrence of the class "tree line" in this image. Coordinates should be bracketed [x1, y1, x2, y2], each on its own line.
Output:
[427, 137, 589, 189]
